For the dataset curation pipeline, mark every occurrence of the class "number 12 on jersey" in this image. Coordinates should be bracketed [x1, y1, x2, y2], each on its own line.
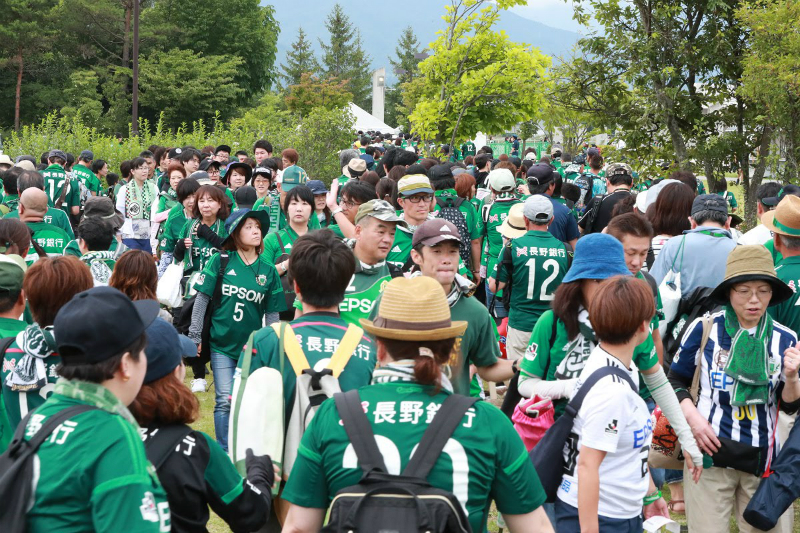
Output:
[525, 258, 560, 301]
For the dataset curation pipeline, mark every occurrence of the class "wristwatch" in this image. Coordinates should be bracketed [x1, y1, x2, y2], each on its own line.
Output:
[331, 207, 343, 217]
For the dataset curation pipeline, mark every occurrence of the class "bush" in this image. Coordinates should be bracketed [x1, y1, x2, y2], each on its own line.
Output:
[3, 105, 355, 185]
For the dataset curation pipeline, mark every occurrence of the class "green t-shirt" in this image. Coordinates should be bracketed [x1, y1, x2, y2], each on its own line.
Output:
[481, 198, 521, 273]
[449, 293, 501, 395]
[26, 221, 71, 264]
[155, 190, 178, 215]
[329, 261, 394, 326]
[6, 206, 75, 239]
[241, 313, 377, 423]
[179, 218, 228, 275]
[157, 205, 188, 254]
[519, 310, 658, 417]
[460, 141, 477, 157]
[490, 231, 569, 332]
[194, 251, 286, 359]
[263, 225, 303, 265]
[434, 189, 483, 241]
[386, 225, 414, 269]
[63, 237, 119, 259]
[24, 393, 170, 532]
[72, 163, 102, 196]
[766, 238, 784, 266]
[717, 190, 738, 211]
[328, 224, 345, 239]
[770, 256, 800, 336]
[282, 381, 546, 532]
[42, 164, 81, 215]
[258, 195, 321, 235]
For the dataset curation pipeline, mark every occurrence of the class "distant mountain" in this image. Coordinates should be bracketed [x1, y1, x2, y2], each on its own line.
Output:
[266, 0, 580, 85]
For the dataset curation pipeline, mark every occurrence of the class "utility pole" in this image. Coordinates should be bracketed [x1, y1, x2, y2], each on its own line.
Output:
[131, 0, 140, 136]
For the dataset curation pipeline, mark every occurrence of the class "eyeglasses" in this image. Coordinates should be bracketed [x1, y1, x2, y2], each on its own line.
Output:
[341, 199, 360, 209]
[732, 287, 773, 299]
[402, 194, 433, 204]
[207, 169, 220, 176]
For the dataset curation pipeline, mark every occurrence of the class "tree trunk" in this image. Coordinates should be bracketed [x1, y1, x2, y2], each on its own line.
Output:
[704, 158, 718, 194]
[122, 1, 132, 94]
[745, 126, 772, 230]
[14, 51, 23, 131]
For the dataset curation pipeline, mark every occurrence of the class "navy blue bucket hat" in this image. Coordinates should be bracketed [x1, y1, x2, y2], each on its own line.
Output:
[561, 233, 631, 283]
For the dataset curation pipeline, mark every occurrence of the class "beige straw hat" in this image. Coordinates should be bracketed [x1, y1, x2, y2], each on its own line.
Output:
[709, 245, 792, 305]
[360, 276, 467, 341]
[498, 203, 527, 239]
[762, 194, 800, 238]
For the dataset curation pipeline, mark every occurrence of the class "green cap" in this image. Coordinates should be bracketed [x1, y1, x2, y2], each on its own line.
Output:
[355, 200, 408, 226]
[281, 166, 309, 191]
[0, 254, 26, 293]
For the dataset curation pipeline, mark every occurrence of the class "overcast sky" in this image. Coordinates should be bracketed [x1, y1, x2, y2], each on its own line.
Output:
[510, 0, 587, 32]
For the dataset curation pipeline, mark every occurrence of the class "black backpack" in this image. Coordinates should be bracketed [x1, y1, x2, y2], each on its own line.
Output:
[323, 390, 476, 533]
[0, 404, 98, 533]
[662, 286, 720, 368]
[529, 366, 637, 502]
[436, 196, 471, 268]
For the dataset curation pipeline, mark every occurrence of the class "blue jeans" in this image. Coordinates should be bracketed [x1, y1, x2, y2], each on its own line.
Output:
[211, 352, 237, 452]
[485, 283, 508, 319]
[555, 499, 643, 533]
[122, 238, 152, 254]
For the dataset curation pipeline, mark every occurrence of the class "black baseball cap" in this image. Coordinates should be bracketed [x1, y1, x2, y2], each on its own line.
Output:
[167, 147, 183, 159]
[428, 164, 454, 182]
[199, 158, 221, 172]
[526, 163, 555, 186]
[763, 185, 800, 207]
[691, 194, 728, 216]
[234, 186, 258, 209]
[144, 318, 197, 384]
[55, 287, 159, 365]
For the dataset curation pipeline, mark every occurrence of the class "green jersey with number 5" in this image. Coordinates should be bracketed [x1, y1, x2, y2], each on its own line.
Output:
[194, 251, 286, 359]
[282, 381, 546, 532]
[490, 231, 569, 332]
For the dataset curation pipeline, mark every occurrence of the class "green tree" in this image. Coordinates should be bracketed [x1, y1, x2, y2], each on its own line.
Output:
[407, 0, 550, 148]
[319, 4, 372, 109]
[280, 27, 320, 88]
[386, 27, 424, 129]
[137, 49, 243, 128]
[147, 0, 279, 103]
[289, 106, 355, 182]
[61, 70, 104, 126]
[738, 0, 800, 182]
[285, 73, 352, 118]
[0, 0, 59, 130]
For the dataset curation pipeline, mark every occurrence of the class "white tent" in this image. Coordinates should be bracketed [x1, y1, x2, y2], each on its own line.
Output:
[348, 103, 399, 135]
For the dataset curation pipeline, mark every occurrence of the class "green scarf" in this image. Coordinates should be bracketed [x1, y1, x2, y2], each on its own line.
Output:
[54, 378, 140, 427]
[723, 305, 772, 406]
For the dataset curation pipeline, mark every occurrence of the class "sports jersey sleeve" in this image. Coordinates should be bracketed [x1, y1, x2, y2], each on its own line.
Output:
[488, 407, 546, 515]
[632, 333, 658, 372]
[577, 384, 627, 453]
[519, 311, 555, 380]
[90, 418, 168, 533]
[670, 317, 704, 380]
[281, 401, 333, 509]
[463, 202, 482, 240]
[262, 233, 282, 265]
[194, 253, 220, 297]
[67, 179, 81, 208]
[263, 263, 288, 314]
[469, 308, 500, 368]
[200, 433, 269, 532]
[492, 247, 510, 284]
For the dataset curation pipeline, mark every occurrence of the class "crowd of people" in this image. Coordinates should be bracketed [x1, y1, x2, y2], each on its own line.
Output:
[0, 134, 799, 533]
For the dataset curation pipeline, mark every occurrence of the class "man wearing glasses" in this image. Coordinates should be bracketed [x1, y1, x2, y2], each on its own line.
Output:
[385, 174, 436, 269]
[325, 181, 378, 239]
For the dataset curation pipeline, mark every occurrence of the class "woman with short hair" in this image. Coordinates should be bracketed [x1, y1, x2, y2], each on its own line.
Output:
[130, 318, 275, 532]
[116, 156, 159, 253]
[670, 245, 800, 532]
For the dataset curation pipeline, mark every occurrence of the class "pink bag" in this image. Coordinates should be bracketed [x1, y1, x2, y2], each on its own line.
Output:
[512, 395, 555, 451]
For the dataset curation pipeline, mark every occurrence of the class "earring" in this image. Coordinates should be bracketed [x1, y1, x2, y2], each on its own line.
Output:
[123, 376, 130, 382]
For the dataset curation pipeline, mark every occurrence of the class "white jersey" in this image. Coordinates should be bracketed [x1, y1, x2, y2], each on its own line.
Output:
[738, 224, 772, 245]
[557, 346, 652, 519]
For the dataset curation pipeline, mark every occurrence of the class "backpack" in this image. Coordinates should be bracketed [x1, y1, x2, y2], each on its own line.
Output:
[572, 172, 595, 212]
[0, 404, 98, 532]
[273, 321, 364, 477]
[662, 286, 720, 368]
[435, 196, 471, 267]
[529, 366, 637, 502]
[580, 194, 606, 234]
[143, 425, 195, 470]
[323, 390, 475, 533]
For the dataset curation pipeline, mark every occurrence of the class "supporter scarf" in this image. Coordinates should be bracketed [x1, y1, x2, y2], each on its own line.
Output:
[125, 180, 153, 220]
[5, 324, 57, 391]
[409, 271, 475, 307]
[53, 378, 139, 427]
[349, 239, 386, 276]
[372, 359, 454, 393]
[79, 251, 116, 286]
[723, 304, 772, 406]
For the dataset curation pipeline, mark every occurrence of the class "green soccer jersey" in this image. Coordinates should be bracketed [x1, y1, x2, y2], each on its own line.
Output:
[490, 231, 569, 332]
[72, 163, 102, 196]
[42, 164, 81, 215]
[282, 381, 546, 532]
[259, 196, 321, 235]
[24, 391, 170, 532]
[765, 239, 784, 266]
[386, 225, 414, 269]
[519, 310, 658, 417]
[263, 225, 303, 265]
[0, 317, 29, 451]
[6, 206, 76, 239]
[157, 205, 188, 254]
[461, 141, 477, 157]
[1, 336, 60, 434]
[339, 262, 393, 326]
[179, 218, 228, 275]
[717, 190, 738, 211]
[194, 251, 286, 359]
[26, 221, 70, 264]
[241, 313, 377, 423]
[449, 293, 501, 395]
[434, 189, 483, 241]
[155, 190, 179, 215]
[482, 198, 521, 273]
[770, 256, 800, 336]
[63, 237, 119, 261]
